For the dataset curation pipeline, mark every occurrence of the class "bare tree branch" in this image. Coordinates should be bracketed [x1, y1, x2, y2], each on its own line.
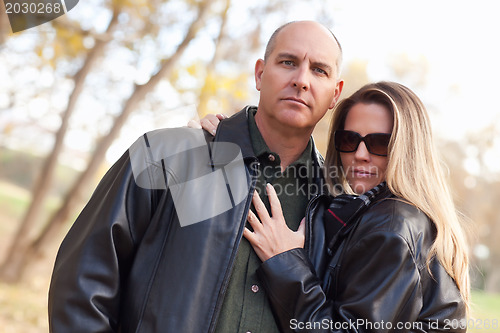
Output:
[9, 0, 216, 281]
[0, 7, 122, 283]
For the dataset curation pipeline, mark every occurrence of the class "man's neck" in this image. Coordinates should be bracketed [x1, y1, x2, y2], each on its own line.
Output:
[254, 112, 312, 171]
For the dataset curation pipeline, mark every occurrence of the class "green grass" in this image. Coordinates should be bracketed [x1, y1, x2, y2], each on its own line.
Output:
[0, 181, 62, 235]
[0, 189, 28, 221]
[470, 290, 500, 332]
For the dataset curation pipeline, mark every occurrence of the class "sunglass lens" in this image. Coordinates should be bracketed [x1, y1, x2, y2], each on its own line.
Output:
[335, 130, 360, 152]
[365, 134, 391, 156]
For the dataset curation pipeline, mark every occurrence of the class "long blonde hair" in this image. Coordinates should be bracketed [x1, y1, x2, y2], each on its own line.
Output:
[324, 81, 470, 309]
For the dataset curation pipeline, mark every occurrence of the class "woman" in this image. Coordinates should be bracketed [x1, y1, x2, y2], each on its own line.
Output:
[197, 82, 469, 332]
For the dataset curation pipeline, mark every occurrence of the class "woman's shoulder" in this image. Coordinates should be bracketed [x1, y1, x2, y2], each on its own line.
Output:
[355, 198, 436, 247]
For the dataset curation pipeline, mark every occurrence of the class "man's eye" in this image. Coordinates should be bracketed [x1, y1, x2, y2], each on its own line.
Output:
[282, 60, 294, 66]
[314, 68, 327, 75]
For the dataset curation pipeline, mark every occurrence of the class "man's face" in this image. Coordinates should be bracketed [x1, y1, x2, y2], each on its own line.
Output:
[255, 22, 343, 132]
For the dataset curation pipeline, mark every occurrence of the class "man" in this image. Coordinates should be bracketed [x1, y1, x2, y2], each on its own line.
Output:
[48, 21, 343, 332]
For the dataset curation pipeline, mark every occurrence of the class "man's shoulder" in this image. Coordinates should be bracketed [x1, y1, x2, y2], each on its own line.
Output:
[143, 126, 208, 143]
[131, 127, 213, 154]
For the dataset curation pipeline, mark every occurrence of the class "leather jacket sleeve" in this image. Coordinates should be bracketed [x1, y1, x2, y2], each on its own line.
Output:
[48, 150, 156, 332]
[257, 201, 466, 333]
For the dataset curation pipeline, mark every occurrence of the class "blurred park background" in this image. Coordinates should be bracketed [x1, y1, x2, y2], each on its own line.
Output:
[1, 0, 500, 331]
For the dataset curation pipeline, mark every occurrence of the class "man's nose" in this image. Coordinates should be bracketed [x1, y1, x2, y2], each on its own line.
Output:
[292, 65, 310, 91]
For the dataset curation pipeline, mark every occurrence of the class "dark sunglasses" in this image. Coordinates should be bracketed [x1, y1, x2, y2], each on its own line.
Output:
[334, 130, 391, 156]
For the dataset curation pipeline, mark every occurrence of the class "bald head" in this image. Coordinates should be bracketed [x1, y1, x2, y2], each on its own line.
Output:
[264, 21, 343, 75]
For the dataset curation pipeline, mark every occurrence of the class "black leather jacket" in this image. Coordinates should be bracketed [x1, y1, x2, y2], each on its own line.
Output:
[48, 107, 326, 333]
[257, 194, 466, 332]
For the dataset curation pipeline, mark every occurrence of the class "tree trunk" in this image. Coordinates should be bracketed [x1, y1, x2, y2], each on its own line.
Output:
[197, 0, 231, 117]
[6, 0, 215, 281]
[0, 0, 9, 44]
[0, 10, 120, 283]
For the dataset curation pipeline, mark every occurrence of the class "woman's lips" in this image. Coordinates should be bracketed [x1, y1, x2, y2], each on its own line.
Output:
[352, 169, 377, 178]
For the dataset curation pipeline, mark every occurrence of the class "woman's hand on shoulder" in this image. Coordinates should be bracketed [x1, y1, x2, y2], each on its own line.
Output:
[187, 113, 227, 136]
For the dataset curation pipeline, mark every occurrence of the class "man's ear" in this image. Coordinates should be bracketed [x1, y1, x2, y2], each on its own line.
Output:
[255, 59, 265, 91]
[329, 80, 344, 109]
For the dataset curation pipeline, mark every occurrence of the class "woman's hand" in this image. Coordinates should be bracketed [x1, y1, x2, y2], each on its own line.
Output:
[187, 113, 227, 136]
[243, 183, 306, 262]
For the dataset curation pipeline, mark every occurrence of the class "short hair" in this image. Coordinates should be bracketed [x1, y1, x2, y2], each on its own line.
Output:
[263, 21, 343, 74]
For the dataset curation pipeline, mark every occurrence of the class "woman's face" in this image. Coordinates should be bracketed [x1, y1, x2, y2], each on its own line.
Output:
[340, 102, 393, 194]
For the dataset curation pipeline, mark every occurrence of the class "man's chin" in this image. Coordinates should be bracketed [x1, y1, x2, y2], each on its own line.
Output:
[276, 112, 316, 129]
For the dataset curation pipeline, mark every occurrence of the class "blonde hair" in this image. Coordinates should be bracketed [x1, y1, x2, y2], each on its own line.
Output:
[324, 81, 470, 309]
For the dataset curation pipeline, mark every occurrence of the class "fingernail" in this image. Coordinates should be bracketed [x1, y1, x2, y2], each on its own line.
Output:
[211, 129, 216, 136]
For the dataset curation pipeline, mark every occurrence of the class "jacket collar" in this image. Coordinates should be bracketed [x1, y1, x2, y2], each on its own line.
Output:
[212, 105, 325, 189]
[214, 106, 256, 161]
